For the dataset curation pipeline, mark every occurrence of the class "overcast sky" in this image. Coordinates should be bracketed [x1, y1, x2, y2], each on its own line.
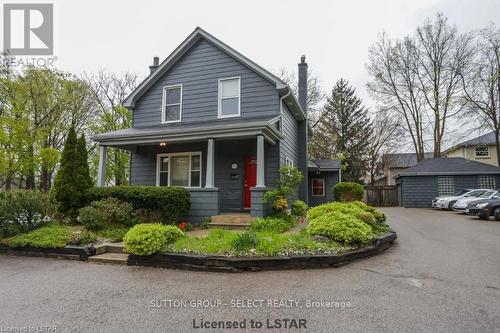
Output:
[3, 0, 500, 147]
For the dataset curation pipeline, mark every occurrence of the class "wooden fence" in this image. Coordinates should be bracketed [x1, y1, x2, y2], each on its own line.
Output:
[364, 186, 397, 207]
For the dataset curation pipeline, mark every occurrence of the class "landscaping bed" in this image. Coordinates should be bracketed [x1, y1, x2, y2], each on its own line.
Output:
[127, 231, 397, 272]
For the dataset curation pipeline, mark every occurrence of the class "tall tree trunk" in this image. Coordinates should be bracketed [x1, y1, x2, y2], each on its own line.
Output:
[25, 145, 36, 190]
[39, 167, 49, 192]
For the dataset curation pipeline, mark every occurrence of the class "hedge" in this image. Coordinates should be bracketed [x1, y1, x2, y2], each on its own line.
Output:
[333, 182, 364, 202]
[85, 186, 190, 223]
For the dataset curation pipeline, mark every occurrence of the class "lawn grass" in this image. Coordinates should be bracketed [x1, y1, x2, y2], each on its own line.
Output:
[1, 223, 71, 248]
[165, 229, 346, 256]
[96, 225, 130, 243]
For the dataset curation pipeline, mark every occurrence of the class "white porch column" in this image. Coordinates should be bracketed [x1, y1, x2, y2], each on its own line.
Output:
[256, 135, 265, 188]
[205, 138, 215, 188]
[97, 145, 107, 187]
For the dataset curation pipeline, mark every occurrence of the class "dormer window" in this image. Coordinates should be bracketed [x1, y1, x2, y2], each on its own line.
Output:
[218, 77, 240, 118]
[162, 84, 182, 123]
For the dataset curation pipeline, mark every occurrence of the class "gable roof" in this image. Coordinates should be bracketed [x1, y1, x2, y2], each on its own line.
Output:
[395, 157, 500, 177]
[382, 153, 433, 169]
[446, 131, 498, 153]
[123, 27, 306, 121]
[308, 159, 341, 171]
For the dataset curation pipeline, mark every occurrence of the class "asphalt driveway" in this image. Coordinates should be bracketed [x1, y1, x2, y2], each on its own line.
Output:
[0, 208, 499, 332]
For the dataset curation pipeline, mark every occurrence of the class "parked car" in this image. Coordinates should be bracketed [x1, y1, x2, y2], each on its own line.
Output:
[465, 192, 500, 220]
[453, 190, 499, 211]
[432, 189, 486, 210]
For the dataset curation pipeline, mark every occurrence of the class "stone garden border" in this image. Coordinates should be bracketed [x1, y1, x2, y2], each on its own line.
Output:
[0, 245, 96, 261]
[127, 231, 397, 272]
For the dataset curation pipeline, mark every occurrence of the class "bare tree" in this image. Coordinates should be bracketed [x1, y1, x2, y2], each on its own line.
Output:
[82, 69, 139, 186]
[461, 25, 500, 165]
[366, 108, 402, 184]
[367, 13, 474, 160]
[275, 67, 325, 124]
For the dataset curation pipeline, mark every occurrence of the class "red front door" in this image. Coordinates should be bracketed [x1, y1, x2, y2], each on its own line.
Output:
[244, 156, 257, 209]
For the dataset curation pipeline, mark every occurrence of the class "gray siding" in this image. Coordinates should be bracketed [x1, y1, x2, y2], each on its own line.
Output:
[398, 174, 500, 208]
[188, 188, 219, 224]
[308, 170, 339, 207]
[280, 103, 299, 166]
[250, 188, 270, 217]
[133, 38, 280, 127]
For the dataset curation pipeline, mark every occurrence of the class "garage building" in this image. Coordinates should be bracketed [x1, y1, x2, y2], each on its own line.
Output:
[395, 158, 500, 208]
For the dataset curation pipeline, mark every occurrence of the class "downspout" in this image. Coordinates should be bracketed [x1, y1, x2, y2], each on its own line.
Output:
[338, 168, 342, 183]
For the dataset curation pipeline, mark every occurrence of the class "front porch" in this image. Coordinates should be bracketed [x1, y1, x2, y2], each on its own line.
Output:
[93, 118, 282, 223]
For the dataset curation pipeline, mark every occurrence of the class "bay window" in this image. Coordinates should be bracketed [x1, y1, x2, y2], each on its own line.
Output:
[156, 152, 202, 187]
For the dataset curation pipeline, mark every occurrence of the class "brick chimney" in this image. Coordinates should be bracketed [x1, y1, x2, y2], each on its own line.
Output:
[298, 55, 308, 113]
[149, 56, 159, 74]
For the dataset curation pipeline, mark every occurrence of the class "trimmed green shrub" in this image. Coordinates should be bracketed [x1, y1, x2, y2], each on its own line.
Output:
[306, 211, 372, 245]
[291, 200, 308, 218]
[333, 182, 364, 202]
[78, 198, 136, 231]
[2, 223, 71, 248]
[232, 232, 258, 252]
[53, 126, 92, 217]
[86, 186, 190, 223]
[352, 201, 386, 222]
[124, 223, 183, 256]
[250, 215, 296, 233]
[0, 190, 55, 236]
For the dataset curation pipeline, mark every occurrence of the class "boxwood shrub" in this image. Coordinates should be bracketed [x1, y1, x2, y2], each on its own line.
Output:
[86, 186, 191, 223]
[306, 211, 372, 245]
[333, 182, 364, 202]
[78, 198, 136, 231]
[124, 223, 184, 256]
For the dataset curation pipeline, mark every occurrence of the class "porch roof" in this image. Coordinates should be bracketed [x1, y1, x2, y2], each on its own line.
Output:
[92, 115, 283, 148]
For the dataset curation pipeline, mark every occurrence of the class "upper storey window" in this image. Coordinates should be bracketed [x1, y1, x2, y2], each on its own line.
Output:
[162, 84, 182, 123]
[218, 77, 240, 118]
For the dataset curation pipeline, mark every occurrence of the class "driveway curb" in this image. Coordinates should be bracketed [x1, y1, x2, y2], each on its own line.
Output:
[0, 245, 96, 261]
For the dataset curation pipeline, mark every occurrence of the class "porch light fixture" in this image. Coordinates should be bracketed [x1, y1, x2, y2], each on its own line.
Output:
[160, 142, 167, 147]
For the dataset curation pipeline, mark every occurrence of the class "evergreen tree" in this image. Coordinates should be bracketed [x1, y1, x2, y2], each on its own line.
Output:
[309, 79, 372, 182]
[53, 126, 91, 216]
[77, 134, 93, 189]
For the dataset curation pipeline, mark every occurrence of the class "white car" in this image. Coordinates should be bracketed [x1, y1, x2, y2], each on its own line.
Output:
[452, 190, 499, 211]
[432, 189, 485, 210]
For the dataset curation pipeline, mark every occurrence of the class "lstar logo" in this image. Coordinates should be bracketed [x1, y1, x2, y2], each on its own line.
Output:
[3, 3, 53, 55]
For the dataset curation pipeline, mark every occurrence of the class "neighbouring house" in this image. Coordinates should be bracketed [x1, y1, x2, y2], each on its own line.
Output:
[92, 27, 340, 222]
[373, 153, 433, 186]
[395, 157, 500, 208]
[443, 131, 499, 167]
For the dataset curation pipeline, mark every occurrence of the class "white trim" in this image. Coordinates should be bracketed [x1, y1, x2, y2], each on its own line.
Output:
[156, 151, 202, 187]
[311, 178, 325, 197]
[161, 84, 183, 124]
[218, 77, 241, 119]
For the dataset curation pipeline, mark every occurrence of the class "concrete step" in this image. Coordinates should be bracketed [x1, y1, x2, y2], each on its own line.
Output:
[88, 253, 128, 265]
[95, 243, 125, 255]
[210, 214, 254, 225]
[208, 223, 251, 230]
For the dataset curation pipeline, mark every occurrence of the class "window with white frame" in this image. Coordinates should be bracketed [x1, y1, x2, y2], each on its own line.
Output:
[285, 157, 294, 168]
[475, 146, 489, 158]
[312, 179, 325, 197]
[218, 77, 240, 118]
[162, 85, 182, 123]
[478, 175, 496, 189]
[156, 152, 201, 187]
[438, 176, 455, 196]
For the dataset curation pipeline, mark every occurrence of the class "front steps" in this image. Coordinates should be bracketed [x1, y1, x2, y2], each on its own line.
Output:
[89, 243, 127, 265]
[209, 213, 254, 230]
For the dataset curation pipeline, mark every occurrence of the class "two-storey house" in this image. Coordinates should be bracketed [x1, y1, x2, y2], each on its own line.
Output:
[92, 28, 340, 222]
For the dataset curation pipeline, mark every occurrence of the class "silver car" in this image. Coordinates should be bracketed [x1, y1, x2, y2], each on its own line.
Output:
[432, 189, 485, 210]
[452, 190, 499, 211]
